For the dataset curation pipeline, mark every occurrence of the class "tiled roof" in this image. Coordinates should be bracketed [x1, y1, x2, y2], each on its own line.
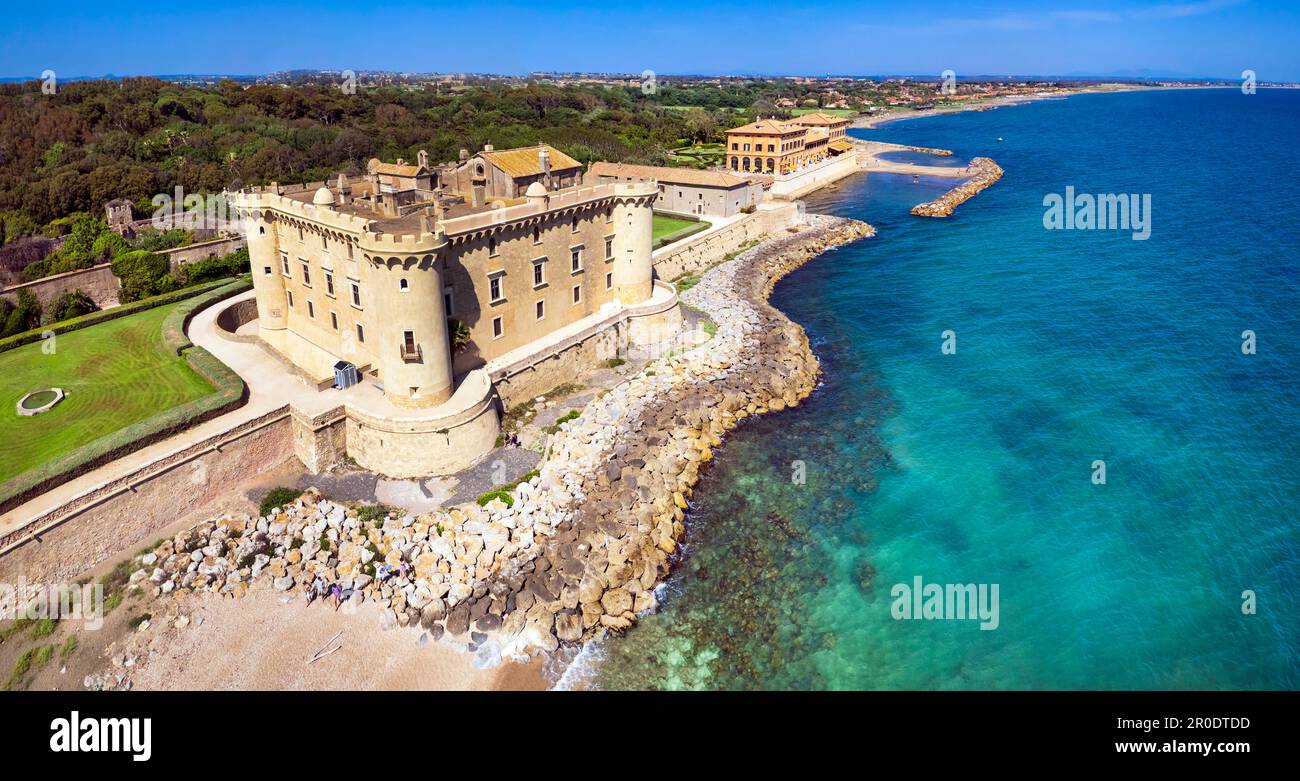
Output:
[589, 161, 751, 189]
[791, 111, 852, 126]
[726, 118, 800, 135]
[481, 145, 582, 179]
[367, 159, 427, 177]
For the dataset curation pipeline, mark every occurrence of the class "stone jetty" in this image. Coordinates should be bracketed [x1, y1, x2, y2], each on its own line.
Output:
[124, 215, 874, 658]
[910, 157, 1004, 217]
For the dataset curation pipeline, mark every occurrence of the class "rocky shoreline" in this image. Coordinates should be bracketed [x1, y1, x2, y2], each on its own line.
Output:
[911, 157, 1004, 217]
[108, 214, 874, 674]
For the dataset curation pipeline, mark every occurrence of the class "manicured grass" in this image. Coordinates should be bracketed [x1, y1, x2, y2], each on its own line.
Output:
[653, 214, 702, 242]
[0, 302, 215, 484]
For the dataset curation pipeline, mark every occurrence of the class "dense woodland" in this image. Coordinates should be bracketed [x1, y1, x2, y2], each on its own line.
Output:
[0, 78, 781, 245]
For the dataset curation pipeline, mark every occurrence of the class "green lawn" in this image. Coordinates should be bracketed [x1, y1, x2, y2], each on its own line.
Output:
[652, 214, 705, 244]
[0, 303, 215, 484]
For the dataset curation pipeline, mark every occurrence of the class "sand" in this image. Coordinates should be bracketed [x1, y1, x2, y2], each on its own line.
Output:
[127, 589, 548, 691]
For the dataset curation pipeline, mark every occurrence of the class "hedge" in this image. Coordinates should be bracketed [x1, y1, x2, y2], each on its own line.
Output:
[0, 280, 252, 513]
[0, 274, 251, 355]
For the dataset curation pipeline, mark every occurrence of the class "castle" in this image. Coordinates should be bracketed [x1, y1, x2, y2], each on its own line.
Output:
[228, 144, 682, 476]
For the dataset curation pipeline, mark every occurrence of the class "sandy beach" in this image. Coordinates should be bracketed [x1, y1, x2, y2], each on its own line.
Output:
[124, 589, 548, 691]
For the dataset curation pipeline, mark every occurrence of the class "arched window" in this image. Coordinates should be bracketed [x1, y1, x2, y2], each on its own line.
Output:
[399, 278, 409, 292]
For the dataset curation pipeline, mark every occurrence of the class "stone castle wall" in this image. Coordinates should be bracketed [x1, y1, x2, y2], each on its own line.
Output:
[0, 263, 121, 309]
[0, 408, 295, 585]
[652, 202, 802, 283]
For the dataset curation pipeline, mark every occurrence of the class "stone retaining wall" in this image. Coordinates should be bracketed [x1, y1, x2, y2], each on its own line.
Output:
[911, 157, 1004, 217]
[652, 202, 801, 283]
[0, 263, 121, 309]
[0, 408, 296, 585]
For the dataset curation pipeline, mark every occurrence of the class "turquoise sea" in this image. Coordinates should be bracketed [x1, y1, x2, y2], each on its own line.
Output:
[594, 88, 1300, 690]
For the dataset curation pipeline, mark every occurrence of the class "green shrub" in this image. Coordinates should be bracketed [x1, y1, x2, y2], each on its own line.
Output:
[91, 231, 130, 261]
[60, 635, 77, 659]
[259, 486, 303, 516]
[112, 249, 170, 302]
[357, 504, 398, 525]
[476, 489, 515, 508]
[0, 290, 41, 338]
[180, 247, 249, 285]
[604, 357, 626, 368]
[45, 289, 98, 323]
[32, 618, 56, 638]
[127, 613, 152, 629]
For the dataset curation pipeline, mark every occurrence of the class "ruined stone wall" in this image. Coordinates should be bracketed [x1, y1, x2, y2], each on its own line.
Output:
[0, 409, 296, 585]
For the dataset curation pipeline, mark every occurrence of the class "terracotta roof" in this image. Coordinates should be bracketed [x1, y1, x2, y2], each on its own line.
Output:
[791, 111, 852, 126]
[588, 161, 751, 189]
[726, 118, 800, 136]
[481, 144, 582, 179]
[804, 128, 830, 143]
[367, 159, 427, 177]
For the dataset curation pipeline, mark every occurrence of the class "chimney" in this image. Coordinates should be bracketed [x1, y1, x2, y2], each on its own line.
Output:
[539, 147, 551, 184]
[483, 143, 494, 152]
[336, 173, 349, 204]
[417, 149, 428, 169]
[459, 148, 469, 161]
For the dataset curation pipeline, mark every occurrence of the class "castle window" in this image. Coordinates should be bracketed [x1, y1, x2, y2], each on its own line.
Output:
[533, 226, 541, 244]
[572, 285, 581, 305]
[307, 300, 315, 318]
[330, 312, 338, 330]
[605, 272, 613, 290]
[281, 253, 290, 276]
[492, 316, 503, 339]
[301, 262, 311, 286]
[488, 273, 504, 304]
[571, 217, 579, 233]
[298, 227, 304, 241]
[488, 237, 498, 257]
[532, 259, 546, 288]
[286, 291, 294, 308]
[535, 300, 545, 320]
[356, 323, 365, 343]
[605, 237, 613, 260]
[399, 278, 409, 292]
[606, 207, 613, 223]
[347, 242, 354, 260]
[443, 287, 454, 315]
[402, 330, 418, 360]
[350, 282, 361, 308]
[325, 272, 335, 297]
[264, 266, 272, 276]
[570, 247, 583, 273]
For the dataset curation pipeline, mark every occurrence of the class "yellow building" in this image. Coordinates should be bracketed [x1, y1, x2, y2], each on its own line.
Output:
[726, 112, 856, 174]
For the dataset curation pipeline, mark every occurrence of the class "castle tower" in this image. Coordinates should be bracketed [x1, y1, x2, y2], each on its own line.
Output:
[358, 231, 454, 408]
[609, 181, 658, 305]
[243, 207, 288, 332]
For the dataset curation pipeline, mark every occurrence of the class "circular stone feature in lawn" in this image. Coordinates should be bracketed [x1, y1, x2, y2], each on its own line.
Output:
[17, 387, 64, 416]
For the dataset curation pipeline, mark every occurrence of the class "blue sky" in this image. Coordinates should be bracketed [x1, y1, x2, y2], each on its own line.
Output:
[3, 0, 1298, 80]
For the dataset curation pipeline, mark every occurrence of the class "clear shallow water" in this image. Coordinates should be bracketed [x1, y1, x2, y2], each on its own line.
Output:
[596, 89, 1300, 690]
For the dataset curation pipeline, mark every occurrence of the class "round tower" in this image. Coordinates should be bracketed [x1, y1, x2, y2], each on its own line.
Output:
[242, 205, 287, 331]
[360, 233, 453, 408]
[610, 181, 658, 305]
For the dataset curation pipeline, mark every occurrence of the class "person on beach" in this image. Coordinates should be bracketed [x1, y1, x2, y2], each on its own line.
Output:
[328, 583, 343, 609]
